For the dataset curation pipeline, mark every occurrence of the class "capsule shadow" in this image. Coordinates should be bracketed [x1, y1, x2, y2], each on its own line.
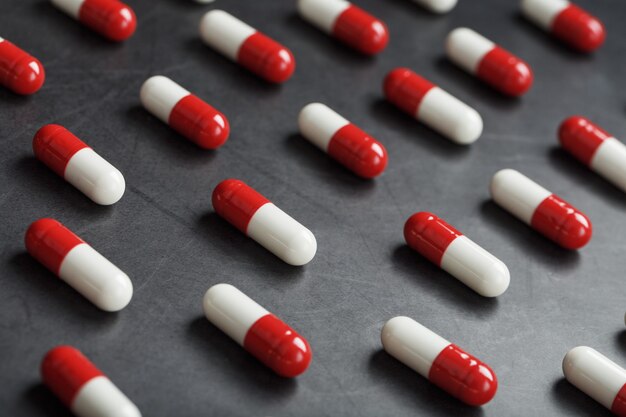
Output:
[614, 329, 626, 352]
[551, 378, 613, 416]
[23, 383, 74, 417]
[384, 0, 444, 16]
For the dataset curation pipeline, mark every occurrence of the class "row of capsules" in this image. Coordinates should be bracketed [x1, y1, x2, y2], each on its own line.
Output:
[4, 0, 626, 416]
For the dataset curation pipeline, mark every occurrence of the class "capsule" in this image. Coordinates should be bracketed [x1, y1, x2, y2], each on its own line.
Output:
[203, 283, 312, 377]
[411, 0, 457, 14]
[404, 212, 509, 297]
[25, 218, 133, 311]
[298, 103, 388, 178]
[381, 316, 497, 406]
[199, 10, 295, 83]
[490, 169, 592, 249]
[563, 347, 626, 416]
[297, 0, 389, 55]
[383, 68, 483, 145]
[50, 0, 137, 42]
[140, 76, 229, 150]
[520, 0, 605, 52]
[33, 124, 125, 205]
[445, 28, 533, 97]
[0, 38, 45, 95]
[559, 116, 626, 193]
[42, 346, 141, 417]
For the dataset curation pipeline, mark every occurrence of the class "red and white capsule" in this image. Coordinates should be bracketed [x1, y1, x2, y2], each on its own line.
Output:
[559, 116, 626, 193]
[0, 37, 45, 95]
[25, 218, 133, 312]
[297, 0, 389, 55]
[42, 346, 141, 417]
[140, 76, 229, 150]
[383, 68, 483, 145]
[445, 28, 533, 97]
[411, 0, 457, 14]
[490, 169, 592, 250]
[199, 10, 295, 83]
[212, 179, 317, 266]
[404, 212, 509, 297]
[382, 317, 498, 406]
[50, 0, 137, 42]
[203, 283, 312, 377]
[298, 103, 388, 178]
[520, 0, 605, 52]
[563, 347, 626, 416]
[33, 124, 125, 205]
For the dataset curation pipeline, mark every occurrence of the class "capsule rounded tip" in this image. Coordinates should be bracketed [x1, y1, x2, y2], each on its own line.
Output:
[475, 260, 510, 298]
[383, 67, 412, 102]
[557, 211, 592, 250]
[458, 362, 498, 406]
[90, 169, 125, 205]
[573, 18, 606, 53]
[380, 316, 410, 348]
[489, 168, 518, 198]
[32, 124, 63, 156]
[451, 107, 483, 145]
[354, 141, 388, 179]
[195, 112, 230, 149]
[102, 5, 137, 42]
[356, 20, 389, 55]
[282, 228, 317, 266]
[41, 345, 80, 382]
[558, 116, 589, 146]
[9, 56, 45, 95]
[94, 270, 133, 311]
[261, 47, 295, 83]
[211, 179, 245, 212]
[501, 60, 533, 97]
[403, 211, 435, 248]
[562, 346, 594, 378]
[423, 0, 457, 13]
[25, 218, 61, 254]
[271, 333, 312, 377]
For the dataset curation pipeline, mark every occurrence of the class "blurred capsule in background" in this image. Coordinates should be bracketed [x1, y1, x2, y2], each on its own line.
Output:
[0, 37, 45, 95]
[50, 0, 137, 41]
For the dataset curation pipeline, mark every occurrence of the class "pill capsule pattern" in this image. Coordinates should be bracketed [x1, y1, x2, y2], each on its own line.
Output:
[383, 68, 483, 144]
[33, 124, 125, 205]
[203, 283, 312, 377]
[563, 347, 626, 416]
[404, 212, 510, 297]
[297, 0, 389, 55]
[199, 10, 295, 83]
[42, 346, 141, 417]
[520, 0, 605, 52]
[559, 116, 626, 193]
[140, 76, 229, 150]
[212, 179, 317, 266]
[50, 0, 137, 42]
[0, 37, 45, 95]
[411, 0, 457, 14]
[381, 317, 498, 406]
[490, 169, 592, 250]
[25, 218, 133, 311]
[446, 28, 533, 97]
[298, 103, 388, 178]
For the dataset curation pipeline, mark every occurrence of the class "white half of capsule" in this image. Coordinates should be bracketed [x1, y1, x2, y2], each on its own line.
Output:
[247, 203, 317, 266]
[59, 243, 133, 312]
[140, 75, 189, 124]
[298, 102, 349, 152]
[490, 169, 550, 225]
[440, 236, 510, 297]
[71, 376, 141, 417]
[64, 148, 125, 205]
[590, 138, 626, 193]
[520, 0, 570, 30]
[563, 346, 626, 410]
[411, 0, 457, 14]
[50, 0, 85, 19]
[446, 28, 495, 74]
[199, 10, 256, 61]
[203, 283, 268, 346]
[297, 0, 350, 34]
[0, 37, 4, 43]
[381, 316, 449, 377]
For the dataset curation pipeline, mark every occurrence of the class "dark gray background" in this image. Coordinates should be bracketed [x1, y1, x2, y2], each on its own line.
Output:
[1, 0, 625, 416]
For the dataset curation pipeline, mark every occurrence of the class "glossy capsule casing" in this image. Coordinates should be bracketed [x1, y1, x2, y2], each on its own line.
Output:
[50, 0, 137, 41]
[446, 28, 533, 97]
[199, 10, 295, 83]
[203, 284, 312, 377]
[383, 68, 483, 145]
[559, 116, 626, 193]
[42, 346, 141, 417]
[33, 124, 125, 205]
[563, 347, 626, 416]
[25, 218, 133, 311]
[0, 38, 45, 95]
[382, 317, 498, 406]
[297, 0, 389, 55]
[298, 103, 388, 178]
[520, 0, 605, 52]
[212, 179, 317, 266]
[140, 76, 229, 150]
[490, 169, 592, 249]
[411, 0, 457, 14]
[404, 212, 510, 297]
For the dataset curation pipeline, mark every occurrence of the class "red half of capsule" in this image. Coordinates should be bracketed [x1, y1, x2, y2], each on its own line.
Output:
[530, 194, 592, 250]
[41, 346, 104, 407]
[243, 314, 312, 378]
[476, 47, 533, 97]
[25, 218, 84, 275]
[551, 4, 606, 52]
[212, 179, 270, 234]
[78, 0, 137, 42]
[237, 33, 295, 83]
[558, 116, 609, 165]
[612, 385, 626, 415]
[168, 95, 230, 149]
[332, 5, 389, 55]
[428, 344, 498, 407]
[404, 212, 461, 266]
[0, 40, 45, 95]
[33, 124, 89, 177]
[383, 68, 435, 116]
[328, 124, 388, 178]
